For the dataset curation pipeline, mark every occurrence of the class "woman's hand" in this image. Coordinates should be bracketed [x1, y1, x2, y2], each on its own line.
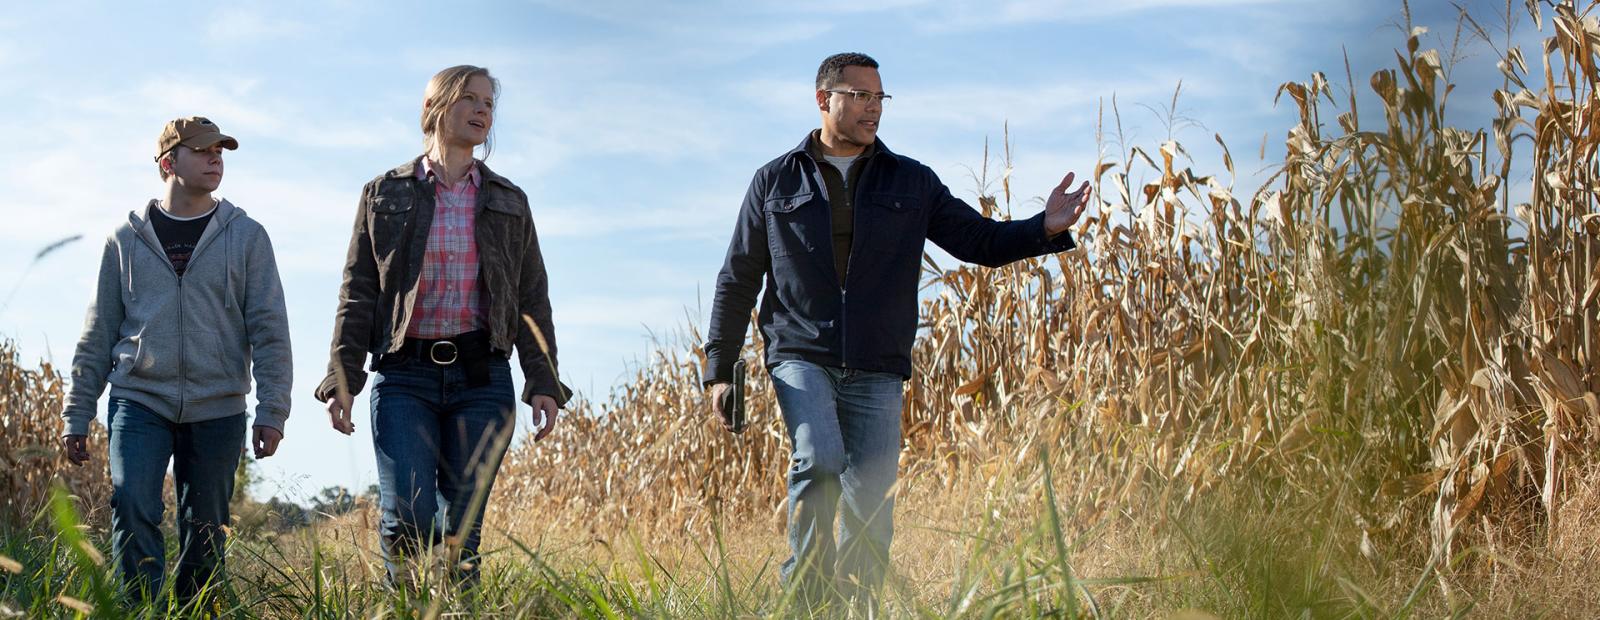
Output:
[530, 394, 560, 440]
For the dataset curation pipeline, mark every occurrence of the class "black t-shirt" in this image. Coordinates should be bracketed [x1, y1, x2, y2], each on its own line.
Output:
[150, 205, 215, 277]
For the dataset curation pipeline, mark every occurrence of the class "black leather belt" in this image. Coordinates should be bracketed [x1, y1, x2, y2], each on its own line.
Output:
[427, 340, 460, 364]
[389, 330, 501, 387]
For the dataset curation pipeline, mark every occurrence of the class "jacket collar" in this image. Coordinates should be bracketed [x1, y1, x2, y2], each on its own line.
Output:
[785, 130, 893, 164]
[389, 155, 518, 192]
[418, 157, 482, 187]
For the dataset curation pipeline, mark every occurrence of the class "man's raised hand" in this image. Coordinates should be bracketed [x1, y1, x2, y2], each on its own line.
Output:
[1043, 171, 1092, 237]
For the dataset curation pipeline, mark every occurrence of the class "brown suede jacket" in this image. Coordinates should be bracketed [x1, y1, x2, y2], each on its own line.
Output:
[315, 156, 569, 407]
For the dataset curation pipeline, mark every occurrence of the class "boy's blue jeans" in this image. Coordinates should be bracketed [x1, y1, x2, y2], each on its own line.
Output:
[107, 397, 245, 601]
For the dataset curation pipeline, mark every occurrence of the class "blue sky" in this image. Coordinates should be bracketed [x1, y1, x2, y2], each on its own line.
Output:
[0, 0, 1531, 501]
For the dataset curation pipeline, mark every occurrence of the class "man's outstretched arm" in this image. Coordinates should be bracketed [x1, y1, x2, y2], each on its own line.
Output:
[927, 169, 1091, 267]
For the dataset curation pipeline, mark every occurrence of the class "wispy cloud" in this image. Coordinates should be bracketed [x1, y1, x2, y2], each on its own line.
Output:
[558, 293, 699, 331]
[0, 126, 153, 242]
[401, 42, 735, 173]
[205, 7, 308, 44]
[735, 78, 815, 119]
[892, 78, 1177, 133]
[68, 75, 412, 152]
[522, 0, 835, 60]
[907, 0, 1301, 32]
[532, 192, 744, 242]
[522, 86, 728, 160]
[394, 42, 626, 75]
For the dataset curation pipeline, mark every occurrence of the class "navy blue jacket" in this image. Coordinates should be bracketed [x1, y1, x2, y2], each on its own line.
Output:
[702, 134, 1075, 384]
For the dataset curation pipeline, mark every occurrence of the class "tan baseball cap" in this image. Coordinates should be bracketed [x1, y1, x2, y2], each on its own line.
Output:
[154, 116, 238, 161]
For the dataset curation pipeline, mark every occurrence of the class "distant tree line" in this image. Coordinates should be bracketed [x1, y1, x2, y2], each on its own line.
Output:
[231, 458, 376, 533]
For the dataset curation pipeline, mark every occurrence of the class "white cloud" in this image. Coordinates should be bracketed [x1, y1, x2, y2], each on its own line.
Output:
[748, 0, 931, 12]
[533, 196, 738, 241]
[205, 7, 308, 44]
[394, 42, 615, 75]
[535, 89, 725, 159]
[534, 203, 716, 242]
[69, 75, 413, 152]
[397, 44, 735, 170]
[215, 175, 359, 269]
[0, 127, 154, 242]
[557, 293, 696, 331]
[892, 79, 1161, 133]
[908, 0, 1302, 32]
[663, 21, 834, 60]
[736, 78, 815, 120]
[521, 0, 835, 59]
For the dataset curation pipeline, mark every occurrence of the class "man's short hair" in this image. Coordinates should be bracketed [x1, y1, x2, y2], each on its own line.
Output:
[816, 53, 879, 90]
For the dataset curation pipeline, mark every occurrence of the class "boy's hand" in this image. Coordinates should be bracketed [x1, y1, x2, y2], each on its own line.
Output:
[252, 426, 283, 459]
[61, 435, 89, 466]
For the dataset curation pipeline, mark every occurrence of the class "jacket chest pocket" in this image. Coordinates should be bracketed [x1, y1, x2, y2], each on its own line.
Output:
[864, 192, 923, 256]
[764, 192, 822, 258]
[477, 201, 526, 289]
[367, 195, 414, 259]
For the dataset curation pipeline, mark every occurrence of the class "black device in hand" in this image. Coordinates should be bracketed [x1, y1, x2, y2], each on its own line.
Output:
[721, 359, 747, 433]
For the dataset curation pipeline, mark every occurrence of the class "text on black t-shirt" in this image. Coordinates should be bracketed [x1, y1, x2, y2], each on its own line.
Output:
[150, 205, 215, 277]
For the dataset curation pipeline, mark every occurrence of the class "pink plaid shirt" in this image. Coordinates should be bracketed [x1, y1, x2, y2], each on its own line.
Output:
[406, 158, 487, 339]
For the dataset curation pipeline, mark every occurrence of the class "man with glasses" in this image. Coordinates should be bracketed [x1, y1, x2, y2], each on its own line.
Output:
[703, 52, 1091, 613]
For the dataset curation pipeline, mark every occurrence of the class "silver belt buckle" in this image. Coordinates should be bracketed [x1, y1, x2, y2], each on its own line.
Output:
[428, 340, 459, 365]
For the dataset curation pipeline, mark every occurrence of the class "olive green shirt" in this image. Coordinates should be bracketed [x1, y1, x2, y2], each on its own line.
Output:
[805, 129, 877, 287]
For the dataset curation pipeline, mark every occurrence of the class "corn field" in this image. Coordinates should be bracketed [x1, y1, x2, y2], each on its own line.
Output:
[0, 342, 108, 528]
[495, 0, 1600, 572]
[1, 0, 1599, 614]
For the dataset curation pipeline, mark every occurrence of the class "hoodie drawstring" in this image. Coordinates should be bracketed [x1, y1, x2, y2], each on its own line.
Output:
[126, 233, 137, 302]
[224, 223, 234, 311]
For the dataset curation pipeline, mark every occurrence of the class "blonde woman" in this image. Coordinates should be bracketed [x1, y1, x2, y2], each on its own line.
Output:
[316, 65, 567, 587]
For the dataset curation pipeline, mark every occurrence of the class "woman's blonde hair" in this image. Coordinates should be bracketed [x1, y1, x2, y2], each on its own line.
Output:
[421, 65, 499, 158]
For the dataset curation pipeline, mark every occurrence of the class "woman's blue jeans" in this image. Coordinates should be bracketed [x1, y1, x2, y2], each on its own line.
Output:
[369, 355, 516, 587]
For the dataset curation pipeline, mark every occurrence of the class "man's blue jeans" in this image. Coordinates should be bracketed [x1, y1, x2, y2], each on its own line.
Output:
[370, 355, 516, 587]
[769, 360, 904, 606]
[107, 397, 245, 601]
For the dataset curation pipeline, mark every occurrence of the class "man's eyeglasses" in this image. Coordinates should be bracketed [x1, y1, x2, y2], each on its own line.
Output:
[825, 89, 892, 105]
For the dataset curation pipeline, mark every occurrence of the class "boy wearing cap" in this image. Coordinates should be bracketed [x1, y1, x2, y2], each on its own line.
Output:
[60, 116, 292, 601]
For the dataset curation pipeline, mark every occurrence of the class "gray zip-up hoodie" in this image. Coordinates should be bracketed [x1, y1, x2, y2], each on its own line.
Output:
[62, 199, 292, 436]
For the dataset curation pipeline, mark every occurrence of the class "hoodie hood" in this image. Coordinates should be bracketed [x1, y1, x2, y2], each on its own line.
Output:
[127, 198, 245, 305]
